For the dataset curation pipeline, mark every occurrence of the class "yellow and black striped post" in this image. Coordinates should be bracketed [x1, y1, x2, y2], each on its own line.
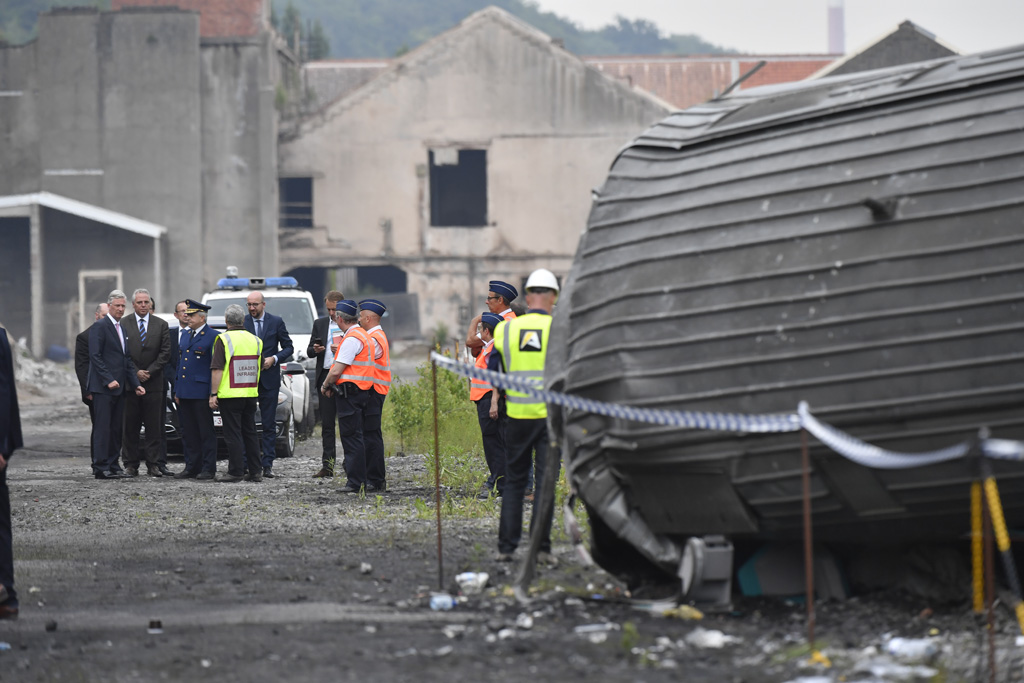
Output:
[971, 480, 984, 614]
[981, 459, 1024, 634]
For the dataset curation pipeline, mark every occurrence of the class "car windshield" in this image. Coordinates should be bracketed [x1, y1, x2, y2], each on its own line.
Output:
[205, 297, 314, 334]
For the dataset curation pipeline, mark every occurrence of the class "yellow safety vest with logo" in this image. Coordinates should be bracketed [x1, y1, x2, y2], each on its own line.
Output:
[368, 327, 391, 396]
[217, 329, 263, 399]
[492, 312, 551, 419]
[333, 325, 374, 390]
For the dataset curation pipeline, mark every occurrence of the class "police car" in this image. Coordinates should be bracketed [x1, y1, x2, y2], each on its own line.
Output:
[201, 270, 318, 437]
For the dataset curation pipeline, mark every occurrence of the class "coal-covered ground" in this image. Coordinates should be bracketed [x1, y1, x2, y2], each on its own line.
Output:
[2, 356, 1024, 682]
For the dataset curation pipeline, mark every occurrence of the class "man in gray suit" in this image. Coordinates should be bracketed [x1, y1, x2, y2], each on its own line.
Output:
[88, 290, 145, 479]
[121, 288, 171, 477]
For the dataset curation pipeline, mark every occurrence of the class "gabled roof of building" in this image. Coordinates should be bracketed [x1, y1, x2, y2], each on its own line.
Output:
[814, 20, 958, 78]
[293, 5, 673, 135]
[0, 192, 167, 239]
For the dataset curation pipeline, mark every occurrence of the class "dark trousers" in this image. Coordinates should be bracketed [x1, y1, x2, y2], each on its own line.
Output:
[498, 417, 557, 555]
[335, 387, 368, 488]
[177, 398, 217, 474]
[317, 374, 337, 469]
[219, 396, 261, 477]
[257, 386, 279, 468]
[85, 399, 96, 464]
[365, 390, 386, 488]
[91, 393, 126, 474]
[122, 386, 163, 467]
[475, 394, 507, 493]
[0, 467, 15, 609]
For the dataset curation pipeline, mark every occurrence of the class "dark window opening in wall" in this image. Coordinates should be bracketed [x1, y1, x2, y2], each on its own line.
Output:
[279, 177, 313, 228]
[356, 266, 407, 294]
[429, 149, 487, 227]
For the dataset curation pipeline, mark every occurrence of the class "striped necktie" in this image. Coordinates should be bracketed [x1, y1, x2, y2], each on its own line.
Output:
[139, 317, 147, 346]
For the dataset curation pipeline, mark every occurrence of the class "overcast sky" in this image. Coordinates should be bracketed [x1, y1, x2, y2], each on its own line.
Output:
[532, 0, 1024, 55]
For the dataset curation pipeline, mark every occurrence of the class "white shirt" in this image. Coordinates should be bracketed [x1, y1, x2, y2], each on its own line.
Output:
[364, 324, 384, 360]
[107, 313, 126, 351]
[332, 326, 365, 366]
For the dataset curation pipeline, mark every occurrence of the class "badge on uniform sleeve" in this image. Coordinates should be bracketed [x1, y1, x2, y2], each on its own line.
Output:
[519, 329, 544, 352]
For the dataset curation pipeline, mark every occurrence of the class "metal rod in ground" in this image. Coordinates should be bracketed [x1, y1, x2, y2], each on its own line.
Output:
[432, 358, 443, 592]
[984, 497, 996, 683]
[801, 429, 816, 647]
[972, 481, 984, 613]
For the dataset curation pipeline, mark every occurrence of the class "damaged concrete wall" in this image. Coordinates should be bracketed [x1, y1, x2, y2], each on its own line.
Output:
[279, 8, 670, 337]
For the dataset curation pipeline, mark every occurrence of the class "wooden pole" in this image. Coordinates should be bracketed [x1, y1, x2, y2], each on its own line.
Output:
[432, 358, 444, 591]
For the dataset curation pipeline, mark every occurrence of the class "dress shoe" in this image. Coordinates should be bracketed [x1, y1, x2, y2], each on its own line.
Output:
[0, 604, 19, 620]
[94, 470, 125, 480]
[174, 470, 199, 480]
[146, 464, 163, 477]
[196, 471, 215, 481]
[337, 483, 362, 494]
[263, 467, 275, 479]
[124, 465, 139, 477]
[243, 471, 263, 482]
[366, 483, 386, 493]
[313, 467, 334, 478]
[216, 474, 243, 483]
[157, 463, 173, 476]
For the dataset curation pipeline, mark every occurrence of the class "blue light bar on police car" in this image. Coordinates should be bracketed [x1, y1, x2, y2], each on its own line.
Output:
[215, 276, 299, 289]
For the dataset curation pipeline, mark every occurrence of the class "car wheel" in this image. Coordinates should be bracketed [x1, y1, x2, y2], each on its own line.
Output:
[276, 409, 295, 458]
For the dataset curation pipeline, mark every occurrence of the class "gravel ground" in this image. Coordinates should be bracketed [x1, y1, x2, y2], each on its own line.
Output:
[2, 358, 1024, 682]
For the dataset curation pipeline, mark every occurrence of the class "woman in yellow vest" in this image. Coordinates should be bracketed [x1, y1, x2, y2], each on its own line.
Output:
[209, 304, 263, 482]
[490, 269, 561, 564]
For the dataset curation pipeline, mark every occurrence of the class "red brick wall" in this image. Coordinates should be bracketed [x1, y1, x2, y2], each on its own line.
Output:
[112, 0, 265, 38]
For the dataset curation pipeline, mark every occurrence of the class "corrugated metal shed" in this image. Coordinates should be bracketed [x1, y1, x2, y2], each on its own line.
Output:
[548, 45, 1024, 581]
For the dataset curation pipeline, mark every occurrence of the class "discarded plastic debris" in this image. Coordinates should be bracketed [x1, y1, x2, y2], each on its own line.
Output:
[885, 637, 938, 660]
[660, 605, 704, 620]
[574, 623, 620, 634]
[430, 593, 455, 611]
[684, 627, 741, 649]
[0, 642, 10, 651]
[515, 613, 534, 630]
[359, 562, 372, 575]
[147, 619, 163, 635]
[807, 650, 832, 667]
[455, 572, 489, 595]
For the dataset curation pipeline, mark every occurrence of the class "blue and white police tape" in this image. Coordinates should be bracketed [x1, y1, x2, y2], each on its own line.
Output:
[431, 352, 1024, 468]
[431, 352, 800, 433]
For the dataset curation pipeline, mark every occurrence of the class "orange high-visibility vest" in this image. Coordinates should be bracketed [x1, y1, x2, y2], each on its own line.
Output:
[368, 327, 391, 396]
[501, 310, 517, 321]
[333, 325, 374, 390]
[469, 341, 494, 401]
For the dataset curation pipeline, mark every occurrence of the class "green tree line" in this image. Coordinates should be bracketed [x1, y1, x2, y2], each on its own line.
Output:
[3, 0, 730, 58]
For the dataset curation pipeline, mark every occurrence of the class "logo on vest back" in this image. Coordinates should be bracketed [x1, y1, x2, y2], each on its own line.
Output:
[518, 329, 544, 352]
[229, 355, 260, 388]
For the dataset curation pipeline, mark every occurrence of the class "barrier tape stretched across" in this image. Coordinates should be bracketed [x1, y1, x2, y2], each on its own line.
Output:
[430, 352, 1024, 469]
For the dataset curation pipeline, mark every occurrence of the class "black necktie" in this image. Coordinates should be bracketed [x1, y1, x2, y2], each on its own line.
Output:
[256, 319, 263, 337]
[190, 329, 195, 341]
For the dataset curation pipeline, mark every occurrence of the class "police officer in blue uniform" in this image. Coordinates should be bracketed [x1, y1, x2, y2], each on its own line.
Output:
[173, 300, 220, 480]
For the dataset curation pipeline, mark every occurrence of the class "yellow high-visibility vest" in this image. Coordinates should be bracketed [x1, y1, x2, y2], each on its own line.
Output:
[492, 312, 551, 419]
[217, 329, 262, 399]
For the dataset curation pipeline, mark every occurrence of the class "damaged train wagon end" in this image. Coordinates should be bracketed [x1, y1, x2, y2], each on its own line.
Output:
[546, 45, 1024, 595]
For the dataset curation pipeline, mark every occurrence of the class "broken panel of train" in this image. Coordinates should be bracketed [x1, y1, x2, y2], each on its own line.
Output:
[547, 45, 1024, 595]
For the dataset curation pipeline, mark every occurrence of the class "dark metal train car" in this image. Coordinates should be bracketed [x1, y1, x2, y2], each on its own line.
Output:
[546, 45, 1024, 587]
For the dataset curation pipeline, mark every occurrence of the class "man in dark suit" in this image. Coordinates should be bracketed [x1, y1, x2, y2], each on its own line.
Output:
[0, 326, 23, 619]
[307, 290, 345, 478]
[173, 300, 220, 480]
[75, 303, 108, 466]
[165, 300, 193, 466]
[121, 288, 171, 477]
[244, 291, 294, 479]
[87, 290, 145, 480]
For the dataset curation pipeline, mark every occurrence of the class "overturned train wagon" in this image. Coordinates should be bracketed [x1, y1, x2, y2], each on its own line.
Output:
[546, 45, 1024, 590]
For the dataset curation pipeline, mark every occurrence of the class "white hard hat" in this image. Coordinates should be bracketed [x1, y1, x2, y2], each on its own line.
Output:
[525, 268, 559, 293]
